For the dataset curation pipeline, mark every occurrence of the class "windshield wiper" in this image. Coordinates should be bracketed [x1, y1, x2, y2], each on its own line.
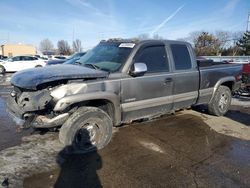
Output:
[84, 63, 101, 70]
[82, 63, 110, 73]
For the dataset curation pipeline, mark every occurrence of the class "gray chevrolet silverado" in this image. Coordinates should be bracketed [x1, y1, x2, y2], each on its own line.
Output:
[7, 39, 242, 151]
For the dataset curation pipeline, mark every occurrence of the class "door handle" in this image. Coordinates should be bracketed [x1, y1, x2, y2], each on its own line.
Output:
[164, 78, 173, 83]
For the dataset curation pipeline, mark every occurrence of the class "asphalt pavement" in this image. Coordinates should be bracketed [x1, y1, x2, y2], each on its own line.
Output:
[0, 74, 250, 188]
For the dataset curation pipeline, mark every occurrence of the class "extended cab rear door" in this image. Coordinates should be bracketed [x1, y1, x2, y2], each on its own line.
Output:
[121, 42, 174, 122]
[168, 42, 199, 110]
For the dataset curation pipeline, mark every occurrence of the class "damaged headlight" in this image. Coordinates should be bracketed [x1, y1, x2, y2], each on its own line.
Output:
[17, 90, 52, 111]
[50, 83, 87, 101]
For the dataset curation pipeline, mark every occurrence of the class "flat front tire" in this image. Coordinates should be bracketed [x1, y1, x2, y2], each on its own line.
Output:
[208, 85, 231, 116]
[59, 107, 113, 152]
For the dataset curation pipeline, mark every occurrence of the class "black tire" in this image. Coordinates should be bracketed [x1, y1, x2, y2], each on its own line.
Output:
[0, 65, 5, 74]
[208, 85, 231, 116]
[59, 107, 113, 153]
[35, 65, 42, 68]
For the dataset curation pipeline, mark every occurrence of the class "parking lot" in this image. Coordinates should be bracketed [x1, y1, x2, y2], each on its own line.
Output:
[0, 74, 250, 188]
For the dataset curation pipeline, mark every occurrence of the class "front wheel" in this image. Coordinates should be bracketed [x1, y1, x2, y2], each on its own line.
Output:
[208, 85, 231, 116]
[59, 107, 113, 153]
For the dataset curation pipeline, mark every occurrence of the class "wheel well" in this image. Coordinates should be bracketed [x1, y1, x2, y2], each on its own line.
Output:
[221, 81, 234, 90]
[68, 99, 115, 124]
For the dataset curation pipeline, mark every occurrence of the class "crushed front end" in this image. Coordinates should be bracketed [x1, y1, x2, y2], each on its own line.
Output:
[6, 64, 108, 130]
[6, 86, 69, 129]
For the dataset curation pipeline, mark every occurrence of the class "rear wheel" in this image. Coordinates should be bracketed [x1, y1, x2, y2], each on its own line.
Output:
[208, 85, 231, 116]
[35, 65, 42, 68]
[59, 107, 113, 153]
[0, 65, 5, 74]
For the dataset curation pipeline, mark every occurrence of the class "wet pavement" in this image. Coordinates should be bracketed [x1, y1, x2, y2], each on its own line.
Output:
[0, 74, 250, 188]
[24, 114, 250, 188]
[0, 74, 31, 151]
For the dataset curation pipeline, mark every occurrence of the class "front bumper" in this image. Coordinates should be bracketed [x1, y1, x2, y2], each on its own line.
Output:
[6, 96, 25, 127]
[6, 108, 25, 127]
[6, 95, 69, 129]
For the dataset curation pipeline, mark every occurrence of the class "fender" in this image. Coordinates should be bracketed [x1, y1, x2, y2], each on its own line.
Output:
[210, 76, 235, 103]
[53, 91, 121, 125]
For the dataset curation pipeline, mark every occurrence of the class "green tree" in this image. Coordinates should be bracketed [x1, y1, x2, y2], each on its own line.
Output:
[237, 31, 250, 55]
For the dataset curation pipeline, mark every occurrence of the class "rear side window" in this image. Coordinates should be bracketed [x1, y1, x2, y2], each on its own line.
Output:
[22, 56, 33, 61]
[171, 44, 192, 70]
[135, 46, 169, 73]
[12, 56, 21, 61]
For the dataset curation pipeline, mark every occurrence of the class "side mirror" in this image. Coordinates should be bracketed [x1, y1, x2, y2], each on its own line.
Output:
[130, 62, 147, 77]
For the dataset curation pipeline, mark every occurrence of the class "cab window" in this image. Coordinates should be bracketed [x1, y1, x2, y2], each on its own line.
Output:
[171, 44, 192, 70]
[134, 45, 169, 73]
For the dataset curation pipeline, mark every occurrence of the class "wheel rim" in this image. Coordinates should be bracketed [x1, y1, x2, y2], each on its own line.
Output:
[74, 122, 100, 150]
[0, 66, 4, 73]
[219, 93, 229, 111]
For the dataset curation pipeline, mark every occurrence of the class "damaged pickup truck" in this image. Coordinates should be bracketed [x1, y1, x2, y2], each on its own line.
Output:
[7, 39, 242, 151]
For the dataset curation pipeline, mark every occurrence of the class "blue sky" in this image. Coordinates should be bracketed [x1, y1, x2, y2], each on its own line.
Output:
[0, 0, 249, 49]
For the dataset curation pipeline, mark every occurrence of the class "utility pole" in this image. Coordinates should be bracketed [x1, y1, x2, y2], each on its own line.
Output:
[7, 32, 10, 44]
[247, 12, 250, 32]
[72, 27, 75, 43]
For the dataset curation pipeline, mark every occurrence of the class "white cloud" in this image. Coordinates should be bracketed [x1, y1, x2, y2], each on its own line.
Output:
[158, 0, 244, 40]
[150, 4, 185, 36]
[65, 0, 110, 18]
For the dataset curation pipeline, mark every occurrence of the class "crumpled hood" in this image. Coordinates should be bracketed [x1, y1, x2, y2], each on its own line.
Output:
[11, 64, 108, 90]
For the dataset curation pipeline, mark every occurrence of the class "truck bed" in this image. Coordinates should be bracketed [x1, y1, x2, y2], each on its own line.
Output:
[198, 59, 230, 67]
[197, 59, 242, 104]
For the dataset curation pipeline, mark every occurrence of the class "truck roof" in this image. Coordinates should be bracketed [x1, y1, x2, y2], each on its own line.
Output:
[100, 38, 190, 46]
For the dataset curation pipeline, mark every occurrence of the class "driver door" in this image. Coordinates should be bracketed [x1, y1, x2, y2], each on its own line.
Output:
[121, 44, 174, 122]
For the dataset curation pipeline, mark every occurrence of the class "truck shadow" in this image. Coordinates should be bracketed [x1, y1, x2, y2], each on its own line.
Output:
[54, 130, 103, 188]
[226, 110, 250, 127]
[192, 104, 250, 127]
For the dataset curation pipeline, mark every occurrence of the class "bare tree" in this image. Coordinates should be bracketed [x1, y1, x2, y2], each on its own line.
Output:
[136, 33, 164, 40]
[39, 38, 54, 53]
[72, 39, 82, 53]
[194, 32, 220, 56]
[137, 34, 150, 40]
[57, 40, 71, 55]
[231, 31, 244, 55]
[214, 31, 231, 54]
[179, 31, 203, 46]
[152, 34, 163, 40]
[182, 30, 245, 56]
